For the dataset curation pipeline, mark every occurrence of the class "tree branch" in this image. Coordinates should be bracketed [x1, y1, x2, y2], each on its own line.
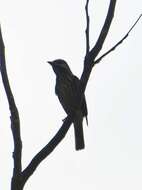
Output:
[0, 25, 75, 189]
[85, 0, 90, 55]
[88, 0, 117, 61]
[81, 0, 117, 93]
[21, 115, 73, 187]
[0, 25, 22, 184]
[2, 1, 138, 188]
[94, 14, 142, 65]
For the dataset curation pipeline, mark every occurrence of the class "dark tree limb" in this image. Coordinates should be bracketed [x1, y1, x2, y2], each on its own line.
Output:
[1, 1, 140, 189]
[21, 115, 73, 187]
[0, 26, 22, 189]
[0, 26, 74, 189]
[85, 0, 90, 55]
[94, 14, 142, 65]
[88, 0, 117, 61]
[81, 0, 117, 93]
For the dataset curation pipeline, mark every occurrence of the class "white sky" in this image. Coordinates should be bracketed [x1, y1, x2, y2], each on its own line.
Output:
[0, 0, 142, 189]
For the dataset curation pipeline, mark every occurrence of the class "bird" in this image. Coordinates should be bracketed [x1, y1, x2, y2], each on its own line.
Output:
[48, 59, 88, 150]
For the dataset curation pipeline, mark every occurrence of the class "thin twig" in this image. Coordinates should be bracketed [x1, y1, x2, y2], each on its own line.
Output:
[86, 0, 117, 62]
[85, 0, 90, 55]
[81, 0, 117, 93]
[94, 14, 142, 65]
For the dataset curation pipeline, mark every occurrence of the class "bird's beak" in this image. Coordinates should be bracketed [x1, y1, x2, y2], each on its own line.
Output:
[47, 61, 53, 65]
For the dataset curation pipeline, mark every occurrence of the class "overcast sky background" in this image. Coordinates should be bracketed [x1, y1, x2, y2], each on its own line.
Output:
[0, 0, 142, 189]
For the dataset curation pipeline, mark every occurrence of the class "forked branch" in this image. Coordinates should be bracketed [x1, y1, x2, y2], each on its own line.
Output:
[86, 0, 117, 63]
[0, 1, 140, 189]
[94, 14, 142, 65]
[81, 0, 117, 93]
[0, 26, 74, 189]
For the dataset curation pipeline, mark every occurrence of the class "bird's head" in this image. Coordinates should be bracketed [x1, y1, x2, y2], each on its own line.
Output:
[48, 59, 73, 76]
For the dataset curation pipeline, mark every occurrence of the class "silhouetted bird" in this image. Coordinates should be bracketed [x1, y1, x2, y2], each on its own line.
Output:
[48, 59, 88, 150]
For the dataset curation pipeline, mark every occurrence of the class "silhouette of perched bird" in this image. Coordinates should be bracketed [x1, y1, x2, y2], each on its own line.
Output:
[48, 59, 88, 150]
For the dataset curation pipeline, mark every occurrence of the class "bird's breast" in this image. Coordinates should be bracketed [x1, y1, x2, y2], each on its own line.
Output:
[55, 76, 79, 114]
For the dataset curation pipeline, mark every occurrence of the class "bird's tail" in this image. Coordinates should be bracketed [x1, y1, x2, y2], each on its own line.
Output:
[73, 111, 85, 150]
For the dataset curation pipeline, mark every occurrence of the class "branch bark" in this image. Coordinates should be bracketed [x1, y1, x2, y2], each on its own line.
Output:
[2, 1, 139, 189]
[85, 0, 90, 55]
[81, 0, 117, 93]
[0, 26, 22, 190]
[94, 14, 142, 65]
[88, 0, 117, 61]
[0, 26, 74, 189]
[20, 0, 117, 187]
[21, 115, 73, 187]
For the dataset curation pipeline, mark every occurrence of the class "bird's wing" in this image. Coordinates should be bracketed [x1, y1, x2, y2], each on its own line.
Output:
[73, 76, 88, 124]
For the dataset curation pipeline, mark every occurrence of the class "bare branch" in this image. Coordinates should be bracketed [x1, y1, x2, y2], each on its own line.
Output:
[81, 0, 117, 93]
[0, 25, 74, 189]
[94, 14, 142, 65]
[85, 0, 90, 55]
[21, 115, 73, 187]
[87, 0, 117, 62]
[0, 26, 22, 175]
